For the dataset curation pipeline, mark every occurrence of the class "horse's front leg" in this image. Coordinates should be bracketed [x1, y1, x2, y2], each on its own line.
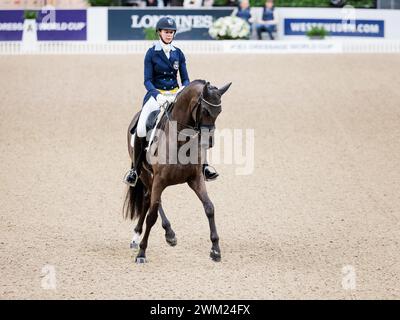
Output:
[188, 176, 221, 262]
[159, 204, 177, 247]
[135, 178, 165, 263]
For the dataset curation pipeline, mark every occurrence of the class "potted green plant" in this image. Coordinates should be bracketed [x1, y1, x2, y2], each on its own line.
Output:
[24, 10, 37, 20]
[22, 10, 38, 52]
[306, 26, 328, 40]
[143, 28, 158, 41]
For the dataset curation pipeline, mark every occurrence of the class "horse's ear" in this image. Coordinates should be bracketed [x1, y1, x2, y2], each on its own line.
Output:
[203, 81, 210, 93]
[218, 82, 232, 96]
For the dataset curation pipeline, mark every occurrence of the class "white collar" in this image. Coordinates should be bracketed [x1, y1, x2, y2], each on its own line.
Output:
[154, 40, 176, 52]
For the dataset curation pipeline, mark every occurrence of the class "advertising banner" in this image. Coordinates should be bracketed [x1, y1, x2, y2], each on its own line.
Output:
[284, 18, 384, 38]
[108, 9, 234, 41]
[0, 10, 23, 41]
[0, 10, 87, 41]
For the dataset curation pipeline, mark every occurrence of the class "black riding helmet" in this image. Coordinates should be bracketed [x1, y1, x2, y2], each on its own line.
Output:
[156, 16, 177, 32]
[156, 17, 177, 44]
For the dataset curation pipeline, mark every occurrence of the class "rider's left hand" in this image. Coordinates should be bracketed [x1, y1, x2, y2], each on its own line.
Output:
[166, 95, 176, 104]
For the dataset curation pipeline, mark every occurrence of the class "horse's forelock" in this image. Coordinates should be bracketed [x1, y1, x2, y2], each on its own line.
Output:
[203, 83, 222, 104]
[177, 80, 221, 109]
[172, 80, 221, 122]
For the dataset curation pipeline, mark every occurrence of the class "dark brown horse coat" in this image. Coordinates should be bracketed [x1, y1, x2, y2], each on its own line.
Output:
[124, 80, 231, 263]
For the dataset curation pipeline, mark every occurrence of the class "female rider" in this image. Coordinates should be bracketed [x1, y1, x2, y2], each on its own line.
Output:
[123, 16, 218, 187]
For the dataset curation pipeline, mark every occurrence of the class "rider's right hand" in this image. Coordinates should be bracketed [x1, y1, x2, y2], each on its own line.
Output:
[156, 94, 168, 106]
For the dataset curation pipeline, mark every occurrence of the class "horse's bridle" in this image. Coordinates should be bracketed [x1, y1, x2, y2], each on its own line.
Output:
[192, 93, 219, 129]
[165, 91, 221, 137]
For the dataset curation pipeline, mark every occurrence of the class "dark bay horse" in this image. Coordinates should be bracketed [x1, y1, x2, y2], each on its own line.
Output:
[124, 80, 231, 263]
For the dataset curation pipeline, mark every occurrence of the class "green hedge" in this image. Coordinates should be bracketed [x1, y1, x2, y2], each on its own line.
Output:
[87, 0, 151, 5]
[87, 0, 116, 6]
[89, 0, 375, 6]
[88, 0, 375, 7]
[249, 0, 375, 7]
[214, 0, 376, 7]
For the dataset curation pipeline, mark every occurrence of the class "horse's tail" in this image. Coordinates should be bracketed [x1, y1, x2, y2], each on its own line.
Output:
[123, 175, 145, 221]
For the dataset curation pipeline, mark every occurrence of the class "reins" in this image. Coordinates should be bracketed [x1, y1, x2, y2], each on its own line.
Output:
[163, 91, 220, 137]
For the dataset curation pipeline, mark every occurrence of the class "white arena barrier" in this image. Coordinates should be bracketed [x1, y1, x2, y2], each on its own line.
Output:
[1, 39, 400, 55]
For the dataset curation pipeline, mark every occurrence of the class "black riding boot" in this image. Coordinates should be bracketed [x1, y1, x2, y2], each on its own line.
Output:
[123, 136, 146, 187]
[203, 163, 219, 181]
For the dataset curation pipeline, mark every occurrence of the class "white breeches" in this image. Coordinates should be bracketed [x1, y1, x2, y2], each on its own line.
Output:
[137, 96, 160, 138]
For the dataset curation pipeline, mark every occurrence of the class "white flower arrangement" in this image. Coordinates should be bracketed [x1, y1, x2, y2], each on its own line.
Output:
[209, 16, 250, 40]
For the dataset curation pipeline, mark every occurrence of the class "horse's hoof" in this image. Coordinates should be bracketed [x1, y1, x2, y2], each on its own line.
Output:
[166, 236, 177, 247]
[135, 257, 147, 264]
[130, 242, 139, 250]
[210, 250, 221, 262]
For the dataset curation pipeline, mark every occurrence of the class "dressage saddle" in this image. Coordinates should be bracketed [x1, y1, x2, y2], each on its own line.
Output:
[145, 110, 160, 133]
[129, 105, 169, 136]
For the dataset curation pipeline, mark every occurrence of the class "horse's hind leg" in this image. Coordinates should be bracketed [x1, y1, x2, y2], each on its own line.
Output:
[136, 180, 165, 264]
[130, 193, 150, 250]
[131, 170, 152, 250]
[159, 204, 177, 247]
